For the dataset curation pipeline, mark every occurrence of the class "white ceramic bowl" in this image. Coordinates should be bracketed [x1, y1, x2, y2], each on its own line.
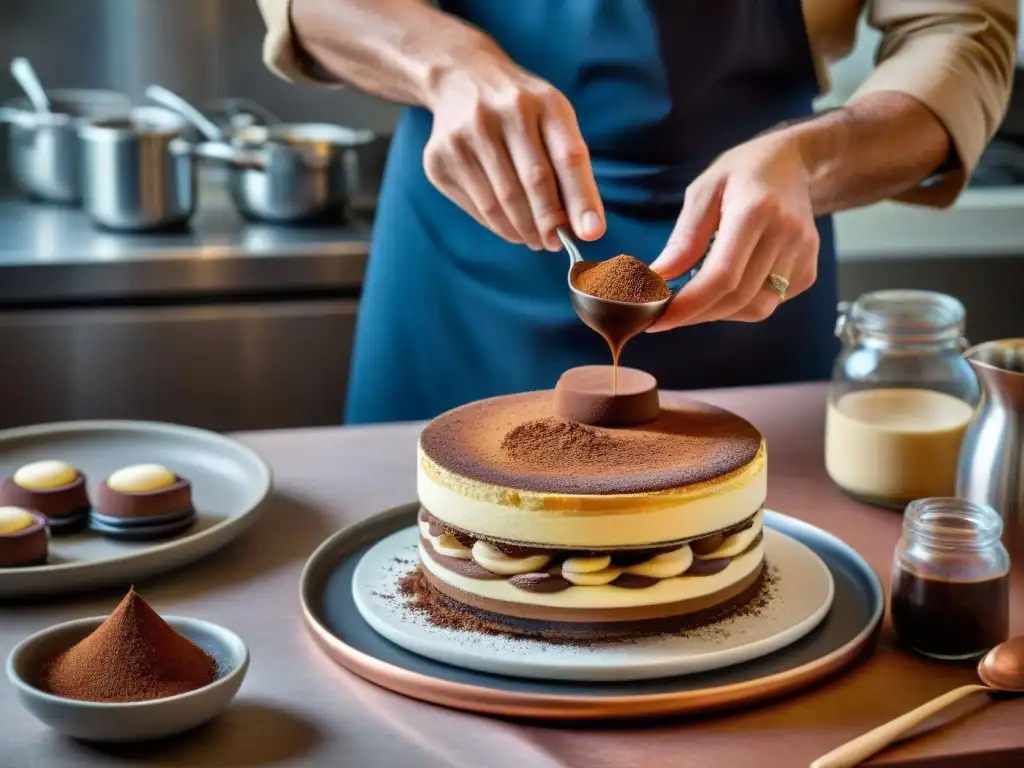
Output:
[6, 615, 249, 742]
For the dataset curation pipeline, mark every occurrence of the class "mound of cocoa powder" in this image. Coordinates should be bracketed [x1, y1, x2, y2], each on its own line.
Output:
[499, 417, 623, 467]
[574, 254, 670, 304]
[40, 587, 216, 703]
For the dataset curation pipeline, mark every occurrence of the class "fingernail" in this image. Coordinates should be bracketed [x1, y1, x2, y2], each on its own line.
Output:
[580, 210, 601, 239]
[648, 253, 669, 274]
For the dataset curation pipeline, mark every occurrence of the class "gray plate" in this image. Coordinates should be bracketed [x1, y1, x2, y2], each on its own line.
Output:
[301, 504, 884, 718]
[0, 420, 271, 599]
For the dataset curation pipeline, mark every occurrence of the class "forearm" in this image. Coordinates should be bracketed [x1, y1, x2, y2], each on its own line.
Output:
[784, 92, 953, 215]
[289, 0, 501, 106]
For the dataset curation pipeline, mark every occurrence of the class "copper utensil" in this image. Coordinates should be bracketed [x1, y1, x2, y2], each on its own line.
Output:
[810, 635, 1024, 768]
[559, 227, 673, 367]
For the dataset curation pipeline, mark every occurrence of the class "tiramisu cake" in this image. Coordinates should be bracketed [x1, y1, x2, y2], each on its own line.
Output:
[414, 366, 766, 640]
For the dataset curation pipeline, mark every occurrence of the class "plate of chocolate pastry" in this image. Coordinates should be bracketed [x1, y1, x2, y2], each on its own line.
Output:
[0, 420, 271, 598]
[300, 373, 884, 718]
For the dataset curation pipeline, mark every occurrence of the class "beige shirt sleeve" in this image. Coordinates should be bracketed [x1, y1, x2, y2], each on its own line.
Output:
[854, 0, 1018, 206]
[256, 0, 339, 86]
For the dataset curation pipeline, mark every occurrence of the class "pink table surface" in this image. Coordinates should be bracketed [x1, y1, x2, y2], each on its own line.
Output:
[1, 382, 1021, 768]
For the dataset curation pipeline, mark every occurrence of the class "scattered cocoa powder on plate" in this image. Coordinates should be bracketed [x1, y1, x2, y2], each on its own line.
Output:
[394, 564, 778, 645]
[574, 254, 670, 303]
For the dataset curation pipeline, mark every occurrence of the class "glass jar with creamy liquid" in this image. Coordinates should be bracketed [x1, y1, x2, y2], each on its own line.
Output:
[825, 290, 981, 510]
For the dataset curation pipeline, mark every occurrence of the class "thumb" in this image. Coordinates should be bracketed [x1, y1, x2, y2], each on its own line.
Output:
[650, 182, 721, 279]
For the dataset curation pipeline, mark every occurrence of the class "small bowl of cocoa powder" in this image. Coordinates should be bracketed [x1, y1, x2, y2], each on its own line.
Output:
[5, 588, 249, 742]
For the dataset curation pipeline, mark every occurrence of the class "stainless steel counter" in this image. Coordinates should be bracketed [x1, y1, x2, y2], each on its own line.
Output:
[0, 184, 370, 305]
[0, 185, 372, 431]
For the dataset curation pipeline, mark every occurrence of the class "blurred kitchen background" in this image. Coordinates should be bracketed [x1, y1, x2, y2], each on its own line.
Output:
[1, 0, 1022, 433]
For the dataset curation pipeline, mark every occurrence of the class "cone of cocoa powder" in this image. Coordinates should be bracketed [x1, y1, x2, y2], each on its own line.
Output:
[40, 587, 216, 703]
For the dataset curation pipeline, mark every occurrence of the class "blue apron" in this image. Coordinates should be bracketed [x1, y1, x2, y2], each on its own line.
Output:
[345, 0, 838, 424]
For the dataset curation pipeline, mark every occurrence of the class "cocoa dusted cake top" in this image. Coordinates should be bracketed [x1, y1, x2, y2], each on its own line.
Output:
[419, 391, 763, 495]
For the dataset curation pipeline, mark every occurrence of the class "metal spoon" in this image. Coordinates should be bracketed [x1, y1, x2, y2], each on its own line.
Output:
[560, 227, 673, 362]
[810, 635, 1024, 768]
[10, 57, 51, 113]
[144, 84, 225, 141]
[142, 85, 267, 172]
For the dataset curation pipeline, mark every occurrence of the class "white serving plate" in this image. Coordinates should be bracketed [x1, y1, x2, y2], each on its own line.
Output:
[352, 518, 834, 682]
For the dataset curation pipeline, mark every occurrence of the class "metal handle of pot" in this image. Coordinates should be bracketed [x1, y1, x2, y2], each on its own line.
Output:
[171, 138, 267, 171]
[0, 107, 35, 128]
[145, 85, 225, 142]
[10, 56, 51, 113]
[206, 98, 282, 130]
[0, 106, 73, 129]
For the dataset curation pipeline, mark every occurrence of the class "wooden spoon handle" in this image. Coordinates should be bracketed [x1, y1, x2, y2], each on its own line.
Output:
[809, 684, 990, 768]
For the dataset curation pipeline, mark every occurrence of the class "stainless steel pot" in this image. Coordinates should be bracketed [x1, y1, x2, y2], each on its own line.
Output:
[78, 107, 205, 232]
[144, 85, 384, 224]
[229, 123, 376, 224]
[211, 97, 389, 216]
[0, 89, 130, 203]
[225, 109, 389, 214]
[78, 107, 267, 232]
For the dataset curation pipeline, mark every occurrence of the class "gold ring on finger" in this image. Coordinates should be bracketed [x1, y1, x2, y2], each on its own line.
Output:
[765, 272, 790, 301]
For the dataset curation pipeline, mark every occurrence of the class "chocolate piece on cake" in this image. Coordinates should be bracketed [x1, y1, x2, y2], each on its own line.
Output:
[0, 461, 91, 534]
[553, 365, 660, 427]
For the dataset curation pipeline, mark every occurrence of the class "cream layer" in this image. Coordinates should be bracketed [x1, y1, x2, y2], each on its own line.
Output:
[419, 538, 765, 610]
[417, 445, 767, 547]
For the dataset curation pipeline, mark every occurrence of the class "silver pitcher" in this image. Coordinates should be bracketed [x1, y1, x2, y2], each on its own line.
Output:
[956, 339, 1024, 556]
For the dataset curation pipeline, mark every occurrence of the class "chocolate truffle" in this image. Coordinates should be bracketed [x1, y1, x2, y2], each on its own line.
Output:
[0, 506, 49, 568]
[90, 464, 196, 542]
[0, 460, 91, 534]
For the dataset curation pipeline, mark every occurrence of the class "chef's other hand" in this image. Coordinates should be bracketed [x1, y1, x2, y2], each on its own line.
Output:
[422, 57, 605, 251]
[646, 131, 819, 330]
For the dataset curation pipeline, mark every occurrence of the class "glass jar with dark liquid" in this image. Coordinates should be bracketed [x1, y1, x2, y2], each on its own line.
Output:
[890, 498, 1010, 660]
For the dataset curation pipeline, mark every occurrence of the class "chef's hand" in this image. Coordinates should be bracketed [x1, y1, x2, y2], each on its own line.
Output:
[646, 131, 820, 331]
[422, 58, 605, 251]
